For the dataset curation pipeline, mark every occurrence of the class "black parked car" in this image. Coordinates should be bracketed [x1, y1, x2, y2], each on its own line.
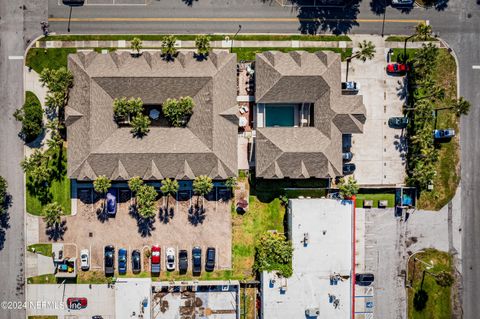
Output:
[132, 249, 141, 274]
[388, 116, 409, 129]
[104, 245, 115, 276]
[343, 163, 356, 175]
[355, 273, 375, 286]
[192, 247, 202, 275]
[179, 250, 188, 274]
[205, 247, 216, 272]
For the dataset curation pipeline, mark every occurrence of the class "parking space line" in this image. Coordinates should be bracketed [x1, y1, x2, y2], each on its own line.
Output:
[473, 65, 480, 70]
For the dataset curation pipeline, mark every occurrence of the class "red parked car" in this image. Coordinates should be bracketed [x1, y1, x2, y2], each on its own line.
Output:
[386, 63, 410, 74]
[151, 245, 161, 273]
[67, 297, 87, 310]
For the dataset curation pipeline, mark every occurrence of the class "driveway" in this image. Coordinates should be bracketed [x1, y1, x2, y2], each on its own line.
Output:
[346, 35, 406, 186]
[356, 188, 462, 319]
[37, 187, 232, 273]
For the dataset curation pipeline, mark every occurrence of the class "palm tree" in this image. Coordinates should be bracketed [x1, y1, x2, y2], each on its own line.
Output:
[193, 175, 213, 207]
[30, 164, 51, 189]
[130, 37, 143, 56]
[93, 175, 111, 210]
[128, 176, 144, 207]
[436, 97, 471, 117]
[345, 40, 376, 82]
[160, 178, 179, 213]
[43, 202, 63, 228]
[161, 35, 178, 61]
[415, 22, 433, 41]
[136, 184, 157, 219]
[195, 35, 211, 58]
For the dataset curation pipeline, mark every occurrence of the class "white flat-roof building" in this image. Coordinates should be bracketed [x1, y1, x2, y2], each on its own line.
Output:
[261, 198, 354, 319]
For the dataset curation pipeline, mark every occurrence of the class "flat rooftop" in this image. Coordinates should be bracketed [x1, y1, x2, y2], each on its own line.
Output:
[115, 278, 151, 319]
[261, 198, 354, 319]
[152, 281, 240, 319]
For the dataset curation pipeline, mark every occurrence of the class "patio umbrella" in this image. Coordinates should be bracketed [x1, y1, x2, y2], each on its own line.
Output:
[149, 108, 160, 120]
[239, 116, 248, 127]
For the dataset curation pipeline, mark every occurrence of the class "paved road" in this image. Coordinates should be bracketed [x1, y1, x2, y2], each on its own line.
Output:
[0, 1, 46, 318]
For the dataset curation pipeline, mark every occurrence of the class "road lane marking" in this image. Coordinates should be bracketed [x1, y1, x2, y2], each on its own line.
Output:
[8, 56, 24, 60]
[48, 17, 424, 23]
[473, 65, 480, 70]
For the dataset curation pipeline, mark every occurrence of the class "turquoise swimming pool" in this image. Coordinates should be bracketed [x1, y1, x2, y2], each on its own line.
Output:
[265, 105, 295, 127]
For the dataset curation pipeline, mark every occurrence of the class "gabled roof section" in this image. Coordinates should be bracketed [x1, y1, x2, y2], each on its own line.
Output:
[111, 160, 129, 181]
[143, 160, 163, 181]
[66, 50, 238, 180]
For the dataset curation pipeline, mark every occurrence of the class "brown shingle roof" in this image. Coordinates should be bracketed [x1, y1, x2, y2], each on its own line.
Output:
[254, 51, 366, 179]
[66, 50, 238, 181]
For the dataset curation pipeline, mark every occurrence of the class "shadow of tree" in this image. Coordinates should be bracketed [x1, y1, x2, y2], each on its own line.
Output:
[188, 205, 206, 226]
[159, 207, 175, 224]
[136, 217, 156, 237]
[413, 289, 429, 311]
[182, 0, 198, 6]
[0, 194, 12, 251]
[420, 0, 449, 10]
[291, 0, 362, 35]
[96, 205, 109, 223]
[45, 220, 68, 241]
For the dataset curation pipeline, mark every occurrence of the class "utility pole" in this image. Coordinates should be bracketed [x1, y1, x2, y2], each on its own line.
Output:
[231, 25, 242, 53]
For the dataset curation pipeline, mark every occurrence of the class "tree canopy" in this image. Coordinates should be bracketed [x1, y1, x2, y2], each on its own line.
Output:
[253, 232, 293, 278]
[13, 91, 43, 142]
[130, 37, 143, 55]
[162, 96, 195, 127]
[93, 175, 111, 195]
[128, 176, 144, 194]
[130, 114, 151, 137]
[136, 184, 157, 219]
[160, 178, 179, 197]
[43, 202, 63, 227]
[195, 35, 211, 57]
[161, 35, 178, 59]
[0, 176, 8, 214]
[193, 175, 213, 197]
[338, 177, 359, 199]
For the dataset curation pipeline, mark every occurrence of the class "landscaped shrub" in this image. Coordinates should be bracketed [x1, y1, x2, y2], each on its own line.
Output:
[13, 91, 44, 142]
[162, 96, 195, 127]
[253, 232, 293, 278]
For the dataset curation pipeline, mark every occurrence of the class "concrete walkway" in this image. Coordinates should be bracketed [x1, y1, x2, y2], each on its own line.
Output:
[26, 251, 55, 278]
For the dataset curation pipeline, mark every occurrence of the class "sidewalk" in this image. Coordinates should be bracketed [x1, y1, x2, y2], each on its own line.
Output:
[38, 38, 354, 49]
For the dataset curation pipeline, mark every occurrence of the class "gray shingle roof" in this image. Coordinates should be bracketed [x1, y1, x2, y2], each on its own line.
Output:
[66, 50, 238, 181]
[255, 51, 366, 179]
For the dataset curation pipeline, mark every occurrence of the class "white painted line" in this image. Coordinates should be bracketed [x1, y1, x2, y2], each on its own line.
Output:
[8, 56, 24, 60]
[425, 20, 430, 25]
[472, 65, 480, 70]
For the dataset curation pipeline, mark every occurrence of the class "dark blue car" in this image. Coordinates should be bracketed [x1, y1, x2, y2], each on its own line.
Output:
[106, 189, 117, 215]
[118, 248, 127, 275]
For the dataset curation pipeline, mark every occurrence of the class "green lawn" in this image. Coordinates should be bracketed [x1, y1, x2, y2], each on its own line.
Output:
[356, 193, 395, 208]
[385, 36, 438, 42]
[27, 274, 57, 284]
[42, 34, 351, 42]
[417, 49, 459, 210]
[408, 249, 453, 318]
[26, 48, 77, 73]
[26, 147, 71, 216]
[232, 47, 353, 61]
[391, 48, 418, 63]
[28, 316, 58, 319]
[27, 243, 52, 257]
[231, 196, 285, 280]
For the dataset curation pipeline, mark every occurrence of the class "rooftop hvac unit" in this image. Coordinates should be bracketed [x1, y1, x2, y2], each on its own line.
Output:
[305, 307, 320, 317]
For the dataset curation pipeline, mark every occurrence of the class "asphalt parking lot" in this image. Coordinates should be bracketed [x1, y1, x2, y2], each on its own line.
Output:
[38, 187, 232, 275]
[345, 36, 407, 186]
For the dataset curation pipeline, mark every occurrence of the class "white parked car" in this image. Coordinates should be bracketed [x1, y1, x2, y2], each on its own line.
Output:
[166, 247, 176, 271]
[80, 249, 89, 270]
